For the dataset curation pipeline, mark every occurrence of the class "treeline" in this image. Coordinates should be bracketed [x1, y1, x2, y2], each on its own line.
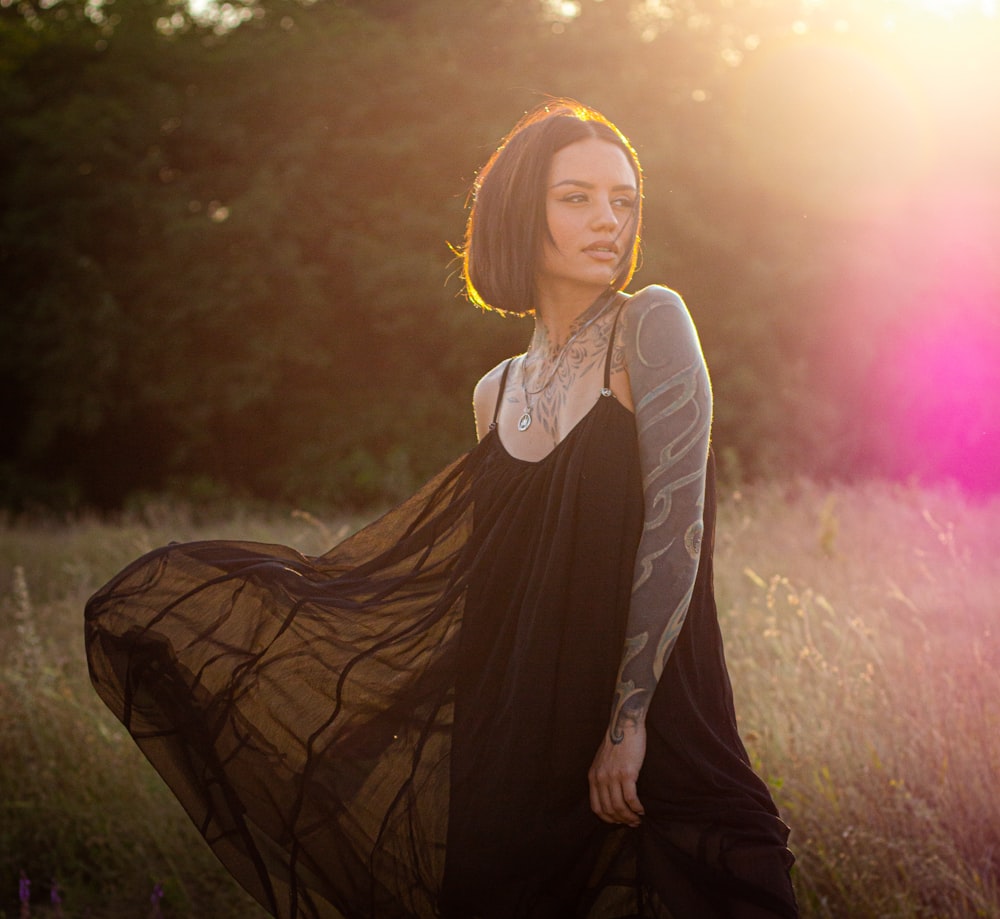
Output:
[2, 0, 998, 509]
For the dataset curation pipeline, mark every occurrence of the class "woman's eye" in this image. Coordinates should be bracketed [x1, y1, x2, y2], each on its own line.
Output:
[557, 192, 634, 207]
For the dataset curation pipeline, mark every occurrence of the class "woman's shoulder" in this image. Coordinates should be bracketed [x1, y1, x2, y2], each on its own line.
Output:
[474, 357, 514, 403]
[472, 357, 516, 440]
[622, 284, 688, 318]
[621, 284, 696, 331]
[619, 284, 704, 365]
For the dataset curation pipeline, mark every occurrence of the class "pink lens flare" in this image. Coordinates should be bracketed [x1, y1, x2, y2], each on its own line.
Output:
[882, 311, 1000, 489]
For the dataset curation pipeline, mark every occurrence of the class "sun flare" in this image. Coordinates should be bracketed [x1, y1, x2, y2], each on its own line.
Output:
[890, 0, 997, 17]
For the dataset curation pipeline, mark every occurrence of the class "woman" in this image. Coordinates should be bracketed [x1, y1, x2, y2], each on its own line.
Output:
[86, 100, 797, 918]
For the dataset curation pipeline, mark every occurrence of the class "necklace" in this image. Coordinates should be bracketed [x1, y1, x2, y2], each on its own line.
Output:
[517, 293, 615, 433]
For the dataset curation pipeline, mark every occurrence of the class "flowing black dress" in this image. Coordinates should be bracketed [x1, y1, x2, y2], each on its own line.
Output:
[85, 321, 795, 918]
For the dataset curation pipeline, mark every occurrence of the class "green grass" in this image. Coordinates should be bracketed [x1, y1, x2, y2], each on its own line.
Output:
[2, 482, 998, 917]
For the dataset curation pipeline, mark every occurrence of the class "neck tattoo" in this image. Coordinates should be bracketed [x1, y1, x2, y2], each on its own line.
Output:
[517, 292, 615, 433]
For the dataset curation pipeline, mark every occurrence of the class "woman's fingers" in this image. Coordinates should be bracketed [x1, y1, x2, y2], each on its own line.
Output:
[591, 773, 641, 826]
[588, 727, 647, 826]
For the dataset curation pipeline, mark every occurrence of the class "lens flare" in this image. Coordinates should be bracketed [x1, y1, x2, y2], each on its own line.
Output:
[849, 188, 1000, 490]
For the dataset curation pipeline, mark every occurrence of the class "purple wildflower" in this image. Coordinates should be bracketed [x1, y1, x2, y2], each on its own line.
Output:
[149, 882, 165, 919]
[19, 870, 30, 918]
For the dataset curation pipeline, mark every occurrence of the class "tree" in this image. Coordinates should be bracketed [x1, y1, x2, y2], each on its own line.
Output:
[2, 0, 998, 508]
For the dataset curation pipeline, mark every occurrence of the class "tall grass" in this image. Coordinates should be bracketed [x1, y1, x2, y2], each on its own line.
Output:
[715, 479, 1000, 917]
[0, 504, 353, 918]
[1, 483, 998, 917]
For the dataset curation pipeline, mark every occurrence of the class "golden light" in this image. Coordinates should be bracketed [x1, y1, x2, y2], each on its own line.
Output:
[722, 0, 1000, 488]
[887, 0, 996, 18]
[730, 0, 1000, 217]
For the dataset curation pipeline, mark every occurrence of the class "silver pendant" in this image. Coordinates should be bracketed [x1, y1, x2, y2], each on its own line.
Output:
[517, 411, 532, 432]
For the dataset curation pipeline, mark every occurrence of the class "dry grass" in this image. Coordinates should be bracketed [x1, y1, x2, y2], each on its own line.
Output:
[715, 479, 1000, 917]
[0, 504, 355, 918]
[2, 482, 998, 916]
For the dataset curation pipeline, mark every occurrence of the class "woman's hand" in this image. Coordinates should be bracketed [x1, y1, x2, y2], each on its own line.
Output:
[588, 722, 647, 827]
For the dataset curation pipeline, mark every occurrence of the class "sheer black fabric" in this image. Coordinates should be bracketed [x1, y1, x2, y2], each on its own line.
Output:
[86, 360, 795, 918]
[86, 456, 479, 918]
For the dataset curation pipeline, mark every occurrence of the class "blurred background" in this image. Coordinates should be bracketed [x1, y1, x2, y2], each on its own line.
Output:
[2, 0, 998, 511]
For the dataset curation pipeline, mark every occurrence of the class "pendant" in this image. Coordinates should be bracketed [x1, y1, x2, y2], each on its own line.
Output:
[517, 411, 532, 432]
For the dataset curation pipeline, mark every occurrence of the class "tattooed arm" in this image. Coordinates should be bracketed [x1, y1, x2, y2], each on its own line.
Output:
[588, 286, 712, 826]
[613, 286, 712, 736]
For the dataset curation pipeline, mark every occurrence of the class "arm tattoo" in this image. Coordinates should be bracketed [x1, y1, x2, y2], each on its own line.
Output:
[609, 631, 648, 743]
[609, 288, 712, 743]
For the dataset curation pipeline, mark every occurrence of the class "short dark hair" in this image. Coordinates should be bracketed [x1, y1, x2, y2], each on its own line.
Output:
[461, 99, 643, 317]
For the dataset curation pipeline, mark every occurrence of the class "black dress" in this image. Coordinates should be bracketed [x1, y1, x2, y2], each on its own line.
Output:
[85, 313, 796, 918]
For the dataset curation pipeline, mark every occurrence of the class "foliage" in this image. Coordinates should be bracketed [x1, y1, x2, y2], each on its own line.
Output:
[2, 481, 999, 914]
[1, 0, 999, 509]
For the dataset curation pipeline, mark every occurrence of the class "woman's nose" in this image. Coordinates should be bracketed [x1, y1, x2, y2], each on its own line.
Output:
[592, 199, 619, 229]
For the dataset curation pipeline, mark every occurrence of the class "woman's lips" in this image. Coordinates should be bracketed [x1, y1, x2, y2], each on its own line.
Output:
[584, 244, 618, 261]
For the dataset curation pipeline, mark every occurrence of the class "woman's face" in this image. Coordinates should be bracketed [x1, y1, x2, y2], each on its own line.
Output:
[537, 137, 638, 302]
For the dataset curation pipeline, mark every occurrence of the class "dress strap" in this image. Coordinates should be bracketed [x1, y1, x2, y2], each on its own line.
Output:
[602, 298, 626, 395]
[490, 358, 515, 431]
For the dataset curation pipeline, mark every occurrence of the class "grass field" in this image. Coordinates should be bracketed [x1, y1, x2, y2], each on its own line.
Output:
[2, 481, 998, 917]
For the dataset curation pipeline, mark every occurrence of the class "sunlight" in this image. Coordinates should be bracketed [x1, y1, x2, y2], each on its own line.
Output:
[734, 37, 934, 216]
[727, 0, 1000, 489]
[886, 0, 997, 18]
[542, 0, 581, 30]
[732, 0, 1000, 217]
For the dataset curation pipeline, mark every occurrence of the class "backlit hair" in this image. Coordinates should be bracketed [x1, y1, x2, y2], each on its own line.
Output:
[461, 99, 643, 317]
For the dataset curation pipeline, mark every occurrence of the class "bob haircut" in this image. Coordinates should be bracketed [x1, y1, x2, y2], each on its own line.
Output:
[461, 99, 643, 317]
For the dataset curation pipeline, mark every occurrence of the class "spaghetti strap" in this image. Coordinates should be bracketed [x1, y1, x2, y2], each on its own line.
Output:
[489, 359, 515, 430]
[603, 298, 626, 393]
[495, 297, 622, 430]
